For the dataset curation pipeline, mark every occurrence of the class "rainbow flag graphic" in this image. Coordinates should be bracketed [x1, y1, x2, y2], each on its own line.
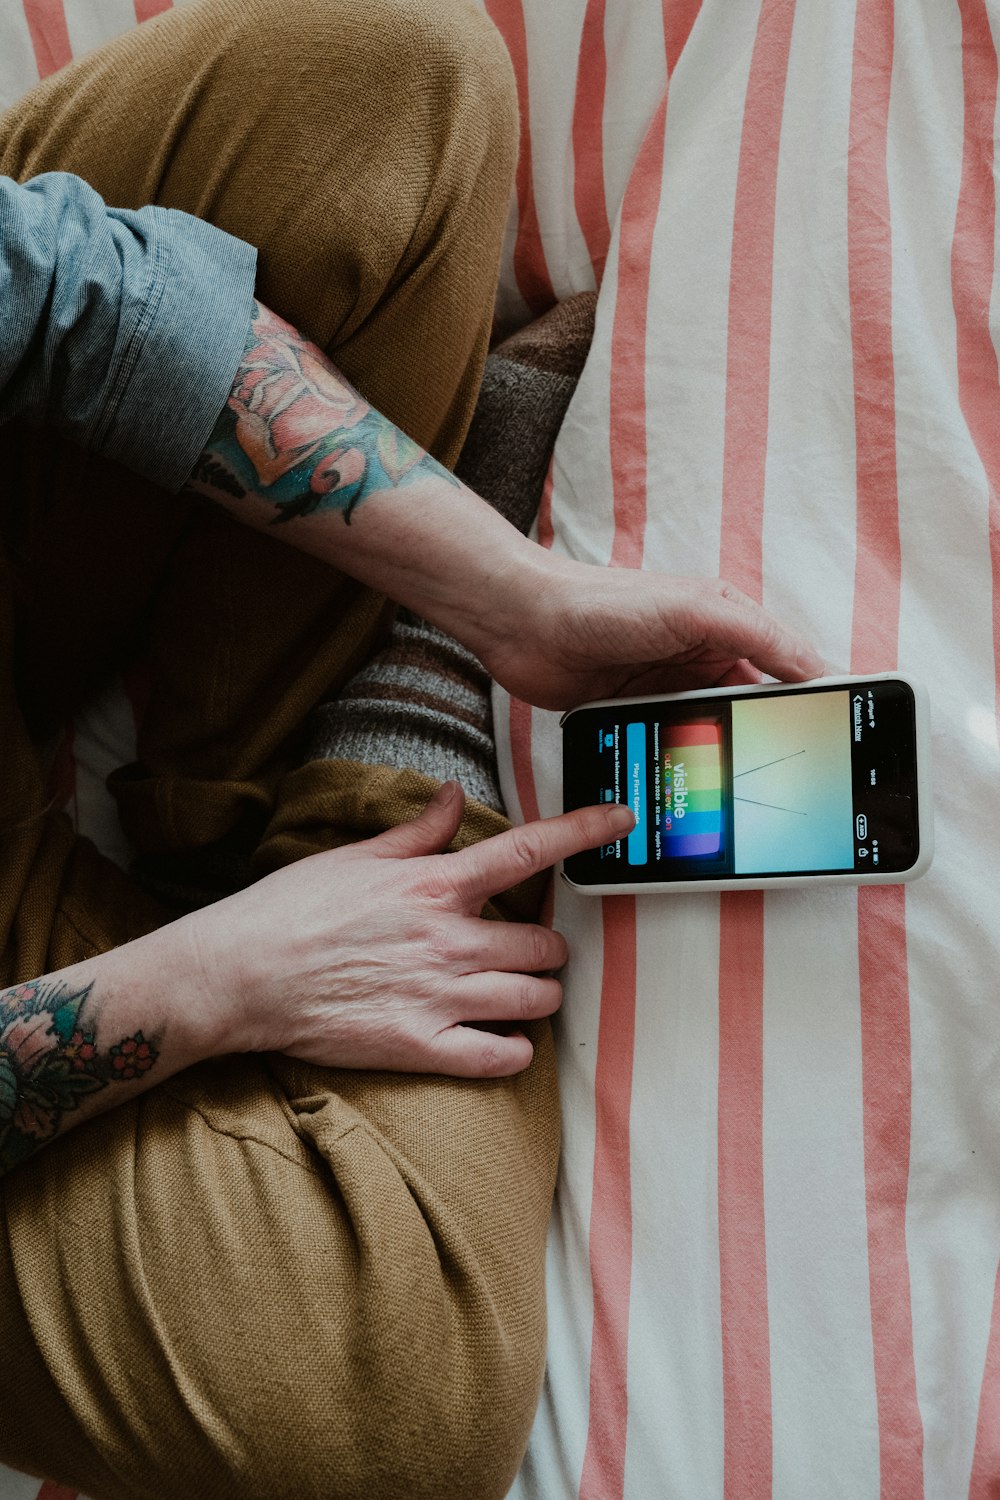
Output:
[661, 721, 724, 857]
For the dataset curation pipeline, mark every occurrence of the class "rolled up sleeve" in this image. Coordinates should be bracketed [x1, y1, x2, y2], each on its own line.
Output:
[0, 172, 257, 492]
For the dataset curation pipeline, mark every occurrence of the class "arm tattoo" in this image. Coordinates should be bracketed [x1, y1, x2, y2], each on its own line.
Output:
[194, 301, 459, 525]
[0, 978, 159, 1173]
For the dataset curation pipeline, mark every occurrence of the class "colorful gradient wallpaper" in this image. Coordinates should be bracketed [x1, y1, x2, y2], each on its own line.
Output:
[728, 690, 853, 872]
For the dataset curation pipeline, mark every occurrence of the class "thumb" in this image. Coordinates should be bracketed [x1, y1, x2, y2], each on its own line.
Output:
[365, 779, 466, 860]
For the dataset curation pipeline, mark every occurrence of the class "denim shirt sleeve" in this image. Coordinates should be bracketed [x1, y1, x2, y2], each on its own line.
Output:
[0, 172, 257, 493]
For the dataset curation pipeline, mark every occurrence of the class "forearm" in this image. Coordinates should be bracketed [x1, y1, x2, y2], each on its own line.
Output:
[0, 919, 225, 1177]
[182, 300, 825, 710]
[184, 300, 539, 657]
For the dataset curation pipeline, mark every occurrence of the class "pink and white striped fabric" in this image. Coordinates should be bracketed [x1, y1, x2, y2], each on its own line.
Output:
[486, 1, 1000, 1497]
[2, 2, 1000, 1498]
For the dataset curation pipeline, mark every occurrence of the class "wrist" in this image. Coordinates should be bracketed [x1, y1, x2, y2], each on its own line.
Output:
[470, 542, 571, 667]
[110, 914, 240, 1064]
[333, 473, 543, 658]
[435, 505, 544, 658]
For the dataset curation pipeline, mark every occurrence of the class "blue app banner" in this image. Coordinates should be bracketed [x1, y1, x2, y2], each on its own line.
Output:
[626, 722, 647, 865]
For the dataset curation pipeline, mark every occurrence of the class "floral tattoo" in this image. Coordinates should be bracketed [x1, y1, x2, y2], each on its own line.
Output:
[0, 978, 159, 1173]
[191, 301, 459, 524]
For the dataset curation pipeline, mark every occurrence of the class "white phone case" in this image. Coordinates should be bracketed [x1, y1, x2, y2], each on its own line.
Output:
[559, 673, 933, 895]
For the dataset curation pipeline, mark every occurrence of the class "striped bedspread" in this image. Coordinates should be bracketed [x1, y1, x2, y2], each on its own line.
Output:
[3, 2, 1000, 1499]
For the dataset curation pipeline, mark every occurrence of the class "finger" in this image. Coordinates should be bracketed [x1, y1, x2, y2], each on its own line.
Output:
[705, 592, 826, 681]
[715, 660, 763, 688]
[427, 1024, 534, 1079]
[712, 579, 760, 613]
[364, 779, 465, 860]
[611, 658, 762, 698]
[449, 972, 564, 1022]
[443, 803, 634, 907]
[449, 919, 569, 974]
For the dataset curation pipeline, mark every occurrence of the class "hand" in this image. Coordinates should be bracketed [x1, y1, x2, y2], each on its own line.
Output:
[479, 554, 827, 711]
[187, 782, 634, 1078]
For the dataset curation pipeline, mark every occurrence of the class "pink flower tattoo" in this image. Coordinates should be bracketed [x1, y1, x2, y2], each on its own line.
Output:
[227, 307, 370, 488]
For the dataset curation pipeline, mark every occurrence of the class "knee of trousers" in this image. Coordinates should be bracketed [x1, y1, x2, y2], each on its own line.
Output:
[0, 1056, 552, 1500]
[199, 0, 519, 197]
[176, 0, 520, 383]
[1, 0, 518, 302]
[236, 0, 521, 275]
[246, 0, 519, 125]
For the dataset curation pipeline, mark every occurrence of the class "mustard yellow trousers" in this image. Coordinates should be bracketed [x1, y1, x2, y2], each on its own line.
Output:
[0, 4, 559, 1495]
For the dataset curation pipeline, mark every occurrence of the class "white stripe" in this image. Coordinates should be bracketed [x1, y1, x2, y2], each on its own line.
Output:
[505, 870, 603, 1500]
[640, 0, 763, 578]
[494, 189, 530, 335]
[0, 5, 41, 111]
[887, 3, 1000, 1496]
[622, 894, 725, 1497]
[599, 0, 668, 231]
[520, 0, 594, 299]
[64, 0, 138, 61]
[0, 1471, 62, 1499]
[763, 891, 879, 1500]
[70, 675, 138, 867]
[761, 0, 858, 672]
[544, 206, 620, 567]
[546, 392, 607, 570]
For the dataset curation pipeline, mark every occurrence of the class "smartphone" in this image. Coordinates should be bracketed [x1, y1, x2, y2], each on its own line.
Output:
[560, 674, 932, 893]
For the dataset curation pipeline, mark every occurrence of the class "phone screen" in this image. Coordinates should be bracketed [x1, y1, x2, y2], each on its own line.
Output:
[562, 679, 921, 885]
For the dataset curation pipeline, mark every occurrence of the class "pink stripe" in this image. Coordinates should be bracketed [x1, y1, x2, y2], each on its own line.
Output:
[134, 0, 173, 19]
[856, 886, 922, 1497]
[22, 0, 72, 78]
[578, 896, 637, 1500]
[714, 7, 796, 1493]
[951, 0, 1000, 720]
[606, 0, 707, 571]
[504, 468, 553, 846]
[847, 0, 901, 675]
[572, 0, 611, 282]
[968, 1260, 1000, 1499]
[718, 0, 796, 601]
[577, 7, 712, 1487]
[483, 0, 555, 314]
[507, 696, 541, 826]
[606, 94, 666, 569]
[992, 494, 1000, 714]
[846, 5, 923, 1496]
[577, 9, 704, 1492]
[717, 891, 770, 1500]
[536, 460, 555, 551]
[662, 0, 703, 74]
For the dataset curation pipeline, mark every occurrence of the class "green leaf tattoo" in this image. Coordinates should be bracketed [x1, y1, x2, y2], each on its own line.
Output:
[375, 427, 424, 486]
[0, 979, 159, 1173]
[192, 301, 458, 525]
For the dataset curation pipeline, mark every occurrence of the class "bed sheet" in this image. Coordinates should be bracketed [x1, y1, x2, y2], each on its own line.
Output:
[489, 3, 1000, 1498]
[2, 2, 1000, 1499]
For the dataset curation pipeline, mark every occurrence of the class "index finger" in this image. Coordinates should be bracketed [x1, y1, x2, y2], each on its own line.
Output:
[443, 803, 635, 906]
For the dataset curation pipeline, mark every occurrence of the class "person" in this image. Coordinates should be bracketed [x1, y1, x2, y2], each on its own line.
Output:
[0, 1, 825, 1495]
